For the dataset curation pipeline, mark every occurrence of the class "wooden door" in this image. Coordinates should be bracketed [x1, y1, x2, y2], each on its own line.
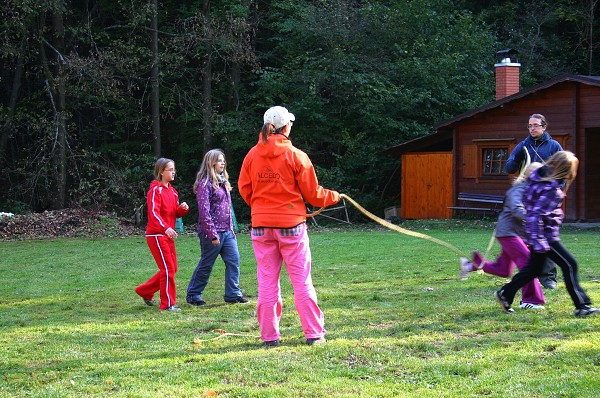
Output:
[401, 152, 453, 219]
[585, 128, 600, 220]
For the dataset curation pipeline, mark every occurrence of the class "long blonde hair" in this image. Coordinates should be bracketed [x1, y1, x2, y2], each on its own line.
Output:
[513, 162, 542, 186]
[539, 151, 579, 193]
[193, 149, 231, 193]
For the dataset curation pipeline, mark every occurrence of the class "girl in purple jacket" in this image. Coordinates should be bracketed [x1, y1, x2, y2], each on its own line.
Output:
[186, 149, 247, 306]
[461, 162, 546, 310]
[494, 151, 598, 317]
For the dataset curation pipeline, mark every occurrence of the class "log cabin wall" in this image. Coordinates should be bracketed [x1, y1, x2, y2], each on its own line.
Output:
[386, 75, 600, 221]
[578, 84, 600, 220]
[453, 81, 600, 220]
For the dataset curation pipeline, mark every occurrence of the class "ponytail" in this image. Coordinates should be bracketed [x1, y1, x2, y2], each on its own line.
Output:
[260, 123, 287, 144]
[261, 123, 275, 144]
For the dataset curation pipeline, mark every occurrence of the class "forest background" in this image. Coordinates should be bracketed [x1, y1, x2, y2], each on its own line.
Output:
[1, 0, 599, 223]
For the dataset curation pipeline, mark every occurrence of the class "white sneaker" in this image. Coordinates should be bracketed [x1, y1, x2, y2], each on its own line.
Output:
[519, 302, 545, 310]
[459, 257, 472, 281]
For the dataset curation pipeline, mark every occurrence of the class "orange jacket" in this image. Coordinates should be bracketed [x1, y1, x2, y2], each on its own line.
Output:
[238, 134, 340, 228]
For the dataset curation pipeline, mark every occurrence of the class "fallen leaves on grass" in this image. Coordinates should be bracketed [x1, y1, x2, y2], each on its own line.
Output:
[0, 209, 144, 241]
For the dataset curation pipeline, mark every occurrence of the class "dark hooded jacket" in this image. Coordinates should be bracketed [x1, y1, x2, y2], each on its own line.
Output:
[504, 132, 563, 174]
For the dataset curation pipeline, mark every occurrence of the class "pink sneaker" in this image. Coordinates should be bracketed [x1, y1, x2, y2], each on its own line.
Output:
[472, 250, 484, 268]
[459, 257, 474, 281]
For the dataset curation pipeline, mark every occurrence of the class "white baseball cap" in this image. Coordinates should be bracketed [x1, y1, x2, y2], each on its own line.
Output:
[263, 106, 295, 129]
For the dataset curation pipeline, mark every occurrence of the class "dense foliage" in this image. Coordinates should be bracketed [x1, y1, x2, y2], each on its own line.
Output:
[1, 0, 598, 221]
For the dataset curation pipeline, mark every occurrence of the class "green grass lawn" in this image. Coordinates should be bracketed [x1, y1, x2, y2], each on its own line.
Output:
[1, 221, 599, 397]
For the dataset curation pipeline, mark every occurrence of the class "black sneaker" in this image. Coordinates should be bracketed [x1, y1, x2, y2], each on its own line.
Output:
[143, 298, 156, 306]
[264, 340, 280, 348]
[225, 297, 249, 304]
[540, 279, 558, 289]
[574, 306, 600, 317]
[187, 299, 206, 306]
[494, 290, 514, 313]
[306, 337, 326, 346]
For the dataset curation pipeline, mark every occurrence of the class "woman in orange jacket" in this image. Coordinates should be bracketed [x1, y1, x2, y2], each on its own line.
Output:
[238, 106, 340, 347]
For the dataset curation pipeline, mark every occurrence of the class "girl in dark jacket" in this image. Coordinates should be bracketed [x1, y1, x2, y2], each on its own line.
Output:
[461, 163, 546, 309]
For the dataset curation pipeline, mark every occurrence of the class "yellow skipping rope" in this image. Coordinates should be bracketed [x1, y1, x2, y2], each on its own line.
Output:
[193, 329, 261, 344]
[199, 196, 470, 345]
[308, 194, 468, 258]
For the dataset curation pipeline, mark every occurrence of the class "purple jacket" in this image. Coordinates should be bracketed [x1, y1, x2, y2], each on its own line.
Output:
[522, 167, 564, 253]
[196, 176, 233, 240]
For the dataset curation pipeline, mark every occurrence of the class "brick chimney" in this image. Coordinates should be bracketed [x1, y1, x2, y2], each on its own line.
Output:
[495, 49, 520, 100]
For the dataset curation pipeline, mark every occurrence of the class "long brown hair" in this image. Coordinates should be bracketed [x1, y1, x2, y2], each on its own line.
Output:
[260, 123, 287, 144]
[193, 149, 231, 193]
[540, 151, 578, 193]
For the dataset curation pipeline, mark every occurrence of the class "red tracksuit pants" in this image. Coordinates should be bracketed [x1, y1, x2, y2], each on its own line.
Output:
[135, 235, 179, 310]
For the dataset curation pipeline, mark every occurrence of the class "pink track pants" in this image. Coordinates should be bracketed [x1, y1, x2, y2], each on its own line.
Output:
[251, 223, 325, 342]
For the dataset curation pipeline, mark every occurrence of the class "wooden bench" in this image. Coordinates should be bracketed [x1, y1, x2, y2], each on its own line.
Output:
[448, 192, 504, 217]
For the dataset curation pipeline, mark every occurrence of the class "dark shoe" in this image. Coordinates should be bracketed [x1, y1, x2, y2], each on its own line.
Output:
[187, 299, 206, 306]
[574, 306, 600, 317]
[225, 297, 249, 304]
[494, 290, 514, 313]
[143, 298, 156, 306]
[306, 337, 326, 345]
[165, 305, 181, 312]
[540, 279, 557, 289]
[264, 340, 280, 348]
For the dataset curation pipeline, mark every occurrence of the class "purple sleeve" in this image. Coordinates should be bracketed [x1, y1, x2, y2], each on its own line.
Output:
[197, 182, 218, 239]
[524, 186, 562, 252]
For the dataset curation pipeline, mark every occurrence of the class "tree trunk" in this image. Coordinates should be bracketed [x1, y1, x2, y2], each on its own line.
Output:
[0, 37, 26, 164]
[228, 62, 240, 111]
[151, 0, 161, 157]
[202, 0, 212, 153]
[202, 53, 212, 153]
[52, 10, 67, 210]
[588, 0, 598, 75]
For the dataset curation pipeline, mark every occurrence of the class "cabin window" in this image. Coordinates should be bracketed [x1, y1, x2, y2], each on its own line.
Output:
[482, 147, 508, 176]
[463, 140, 515, 180]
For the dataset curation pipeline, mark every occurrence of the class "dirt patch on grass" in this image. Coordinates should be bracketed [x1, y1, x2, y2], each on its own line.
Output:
[0, 209, 145, 241]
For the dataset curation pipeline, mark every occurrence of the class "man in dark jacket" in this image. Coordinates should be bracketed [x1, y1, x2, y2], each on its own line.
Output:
[504, 114, 563, 289]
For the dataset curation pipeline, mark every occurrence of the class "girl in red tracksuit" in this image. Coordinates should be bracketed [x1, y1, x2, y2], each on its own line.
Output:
[135, 158, 189, 311]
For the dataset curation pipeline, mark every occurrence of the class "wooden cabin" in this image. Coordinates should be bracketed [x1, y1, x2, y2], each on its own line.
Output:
[386, 57, 600, 221]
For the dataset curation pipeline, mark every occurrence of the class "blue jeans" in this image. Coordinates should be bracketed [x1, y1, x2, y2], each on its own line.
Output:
[186, 230, 242, 302]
